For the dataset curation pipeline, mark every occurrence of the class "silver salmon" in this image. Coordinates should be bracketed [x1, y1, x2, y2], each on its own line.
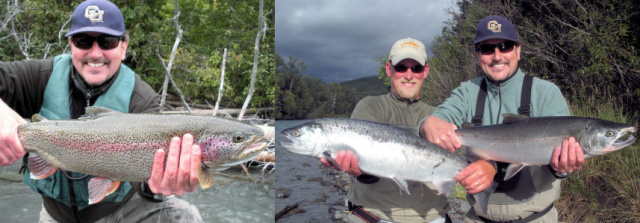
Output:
[18, 107, 267, 204]
[279, 118, 492, 213]
[456, 114, 637, 180]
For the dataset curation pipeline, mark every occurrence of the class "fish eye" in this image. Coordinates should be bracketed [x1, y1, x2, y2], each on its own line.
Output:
[233, 134, 244, 143]
[293, 130, 300, 137]
[606, 131, 614, 137]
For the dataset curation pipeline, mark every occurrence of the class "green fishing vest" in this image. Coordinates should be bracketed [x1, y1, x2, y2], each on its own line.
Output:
[23, 54, 135, 210]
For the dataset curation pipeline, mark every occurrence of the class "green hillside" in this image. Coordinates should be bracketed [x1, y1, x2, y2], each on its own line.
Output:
[340, 76, 389, 102]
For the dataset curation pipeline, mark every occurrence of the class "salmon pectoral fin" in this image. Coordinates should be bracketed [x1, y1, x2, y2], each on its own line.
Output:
[27, 153, 58, 179]
[88, 178, 120, 205]
[198, 165, 214, 189]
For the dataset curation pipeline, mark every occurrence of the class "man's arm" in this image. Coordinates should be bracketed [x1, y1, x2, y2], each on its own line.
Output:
[0, 59, 53, 117]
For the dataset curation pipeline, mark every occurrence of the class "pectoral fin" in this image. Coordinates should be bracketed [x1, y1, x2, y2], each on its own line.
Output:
[198, 164, 214, 189]
[27, 153, 58, 179]
[504, 164, 526, 181]
[391, 177, 411, 195]
[432, 179, 456, 196]
[88, 178, 120, 204]
[322, 151, 342, 171]
[470, 181, 497, 216]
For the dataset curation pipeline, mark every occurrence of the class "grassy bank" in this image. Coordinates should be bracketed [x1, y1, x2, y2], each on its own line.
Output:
[557, 96, 639, 222]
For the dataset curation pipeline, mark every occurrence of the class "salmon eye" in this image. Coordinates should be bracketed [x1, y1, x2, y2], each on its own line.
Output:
[606, 131, 614, 137]
[233, 134, 244, 143]
[293, 130, 300, 137]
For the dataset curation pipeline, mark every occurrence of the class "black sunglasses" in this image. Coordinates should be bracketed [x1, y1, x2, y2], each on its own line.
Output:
[393, 63, 425, 73]
[71, 34, 123, 50]
[475, 41, 517, 55]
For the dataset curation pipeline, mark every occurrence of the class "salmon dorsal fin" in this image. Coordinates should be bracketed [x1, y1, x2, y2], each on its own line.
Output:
[79, 106, 120, 120]
[501, 113, 529, 124]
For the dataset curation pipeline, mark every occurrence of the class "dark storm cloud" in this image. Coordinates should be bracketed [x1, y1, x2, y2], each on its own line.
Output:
[276, 0, 455, 83]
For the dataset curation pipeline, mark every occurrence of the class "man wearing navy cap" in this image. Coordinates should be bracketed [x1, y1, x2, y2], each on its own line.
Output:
[420, 15, 584, 222]
[0, 0, 202, 222]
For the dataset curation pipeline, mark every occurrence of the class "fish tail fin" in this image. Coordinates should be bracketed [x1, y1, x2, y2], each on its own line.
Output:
[432, 179, 456, 196]
[471, 181, 497, 216]
[27, 153, 58, 179]
[88, 178, 120, 204]
[198, 165, 214, 189]
[391, 177, 411, 195]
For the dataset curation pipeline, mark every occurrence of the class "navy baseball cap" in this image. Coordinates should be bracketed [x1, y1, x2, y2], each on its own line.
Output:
[474, 15, 517, 44]
[65, 0, 125, 37]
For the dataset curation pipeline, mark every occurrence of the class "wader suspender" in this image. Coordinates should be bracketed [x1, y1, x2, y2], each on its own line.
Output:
[471, 75, 532, 126]
[472, 76, 533, 191]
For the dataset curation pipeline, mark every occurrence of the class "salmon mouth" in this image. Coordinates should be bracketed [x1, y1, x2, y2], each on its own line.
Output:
[608, 127, 636, 152]
[241, 141, 268, 158]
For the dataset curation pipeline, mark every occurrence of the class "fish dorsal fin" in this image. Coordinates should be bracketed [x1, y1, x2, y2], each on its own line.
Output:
[392, 124, 419, 137]
[501, 113, 529, 124]
[80, 106, 120, 120]
[31, 114, 48, 122]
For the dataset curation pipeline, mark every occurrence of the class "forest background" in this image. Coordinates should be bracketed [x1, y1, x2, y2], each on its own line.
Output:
[0, 0, 275, 115]
[276, 0, 640, 222]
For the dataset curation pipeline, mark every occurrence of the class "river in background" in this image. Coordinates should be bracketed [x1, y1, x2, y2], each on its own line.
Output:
[0, 156, 275, 223]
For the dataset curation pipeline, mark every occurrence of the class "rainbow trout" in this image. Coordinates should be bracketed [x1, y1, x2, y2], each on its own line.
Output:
[18, 107, 267, 204]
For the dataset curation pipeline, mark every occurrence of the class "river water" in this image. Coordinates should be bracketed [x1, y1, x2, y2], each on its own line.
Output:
[0, 154, 275, 223]
[275, 120, 351, 223]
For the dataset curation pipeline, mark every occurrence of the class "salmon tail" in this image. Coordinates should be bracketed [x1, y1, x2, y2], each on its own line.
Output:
[27, 153, 58, 179]
[198, 164, 214, 189]
[88, 178, 120, 204]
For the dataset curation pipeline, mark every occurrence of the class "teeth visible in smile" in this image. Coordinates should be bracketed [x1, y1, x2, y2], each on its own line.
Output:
[492, 64, 505, 68]
[88, 62, 105, 67]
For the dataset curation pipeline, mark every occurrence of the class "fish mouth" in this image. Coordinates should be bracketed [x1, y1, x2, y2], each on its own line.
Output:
[608, 127, 636, 152]
[240, 141, 268, 158]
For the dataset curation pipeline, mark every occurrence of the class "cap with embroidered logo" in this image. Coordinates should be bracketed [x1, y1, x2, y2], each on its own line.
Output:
[474, 15, 517, 44]
[65, 0, 125, 37]
[388, 38, 428, 66]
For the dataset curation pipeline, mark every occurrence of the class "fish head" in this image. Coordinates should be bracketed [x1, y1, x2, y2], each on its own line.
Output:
[580, 120, 636, 156]
[279, 121, 326, 157]
[199, 127, 267, 168]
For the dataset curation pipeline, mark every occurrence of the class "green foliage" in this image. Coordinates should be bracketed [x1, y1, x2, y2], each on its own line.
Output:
[428, 0, 640, 119]
[275, 54, 357, 119]
[428, 1, 640, 221]
[0, 0, 274, 110]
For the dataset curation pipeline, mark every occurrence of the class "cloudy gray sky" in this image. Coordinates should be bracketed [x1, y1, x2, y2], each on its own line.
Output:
[276, 0, 457, 83]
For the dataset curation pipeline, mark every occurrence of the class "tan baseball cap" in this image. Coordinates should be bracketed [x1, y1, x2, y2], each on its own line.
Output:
[388, 37, 427, 66]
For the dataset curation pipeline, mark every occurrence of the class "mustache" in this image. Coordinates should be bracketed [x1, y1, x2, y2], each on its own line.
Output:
[82, 57, 110, 64]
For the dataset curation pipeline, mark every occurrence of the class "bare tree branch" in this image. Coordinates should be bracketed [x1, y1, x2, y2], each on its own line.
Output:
[238, 0, 265, 120]
[213, 48, 228, 116]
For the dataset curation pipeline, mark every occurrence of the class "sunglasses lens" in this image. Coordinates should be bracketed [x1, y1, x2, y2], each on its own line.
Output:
[410, 65, 424, 73]
[72, 35, 95, 50]
[497, 41, 515, 53]
[98, 36, 121, 50]
[72, 35, 121, 50]
[394, 64, 408, 72]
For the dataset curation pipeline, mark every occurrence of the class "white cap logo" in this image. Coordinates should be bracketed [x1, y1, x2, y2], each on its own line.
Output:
[487, 20, 502, 33]
[85, 6, 104, 22]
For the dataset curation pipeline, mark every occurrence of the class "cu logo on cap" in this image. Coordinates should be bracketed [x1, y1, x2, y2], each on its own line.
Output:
[487, 20, 501, 33]
[85, 5, 104, 22]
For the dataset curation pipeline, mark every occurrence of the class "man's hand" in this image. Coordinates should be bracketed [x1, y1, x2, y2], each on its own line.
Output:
[420, 116, 461, 152]
[550, 137, 585, 173]
[455, 160, 496, 194]
[0, 100, 26, 166]
[320, 150, 362, 177]
[148, 134, 201, 196]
